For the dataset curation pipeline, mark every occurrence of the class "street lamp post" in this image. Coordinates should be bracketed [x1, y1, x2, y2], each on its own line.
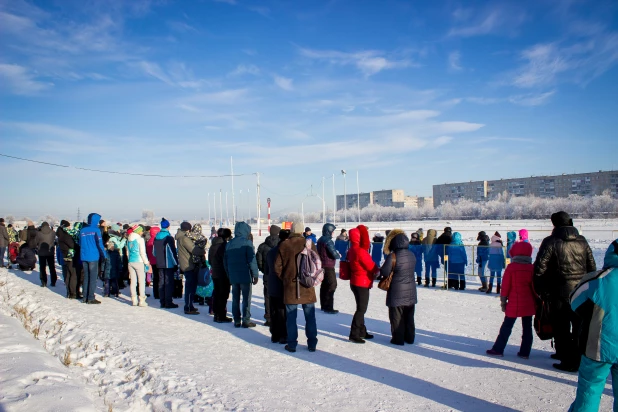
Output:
[341, 169, 347, 228]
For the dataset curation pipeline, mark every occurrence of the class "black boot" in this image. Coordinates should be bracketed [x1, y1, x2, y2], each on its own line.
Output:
[424, 280, 429, 287]
[459, 279, 466, 290]
[478, 281, 488, 292]
[431, 278, 436, 287]
[486, 285, 493, 294]
[417, 277, 422, 285]
[496, 285, 501, 294]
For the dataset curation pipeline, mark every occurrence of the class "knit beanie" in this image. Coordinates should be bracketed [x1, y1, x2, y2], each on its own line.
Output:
[291, 221, 304, 235]
[131, 224, 144, 235]
[180, 221, 192, 231]
[161, 218, 170, 229]
[444, 227, 452, 233]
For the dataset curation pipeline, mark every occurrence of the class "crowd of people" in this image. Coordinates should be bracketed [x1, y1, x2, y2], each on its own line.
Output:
[0, 211, 616, 411]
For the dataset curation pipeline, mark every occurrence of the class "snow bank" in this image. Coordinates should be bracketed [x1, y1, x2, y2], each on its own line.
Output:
[0, 265, 614, 411]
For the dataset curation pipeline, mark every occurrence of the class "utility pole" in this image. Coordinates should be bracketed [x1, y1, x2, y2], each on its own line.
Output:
[357, 170, 361, 223]
[231, 157, 236, 225]
[213, 192, 217, 227]
[219, 190, 223, 228]
[226, 192, 229, 226]
[341, 170, 347, 228]
[208, 193, 211, 227]
[322, 176, 326, 224]
[332, 174, 336, 224]
[256, 173, 261, 235]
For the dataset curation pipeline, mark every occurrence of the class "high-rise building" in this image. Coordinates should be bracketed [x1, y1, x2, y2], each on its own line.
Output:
[432, 170, 618, 207]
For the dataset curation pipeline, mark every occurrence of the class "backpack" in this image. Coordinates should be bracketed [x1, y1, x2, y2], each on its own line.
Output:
[296, 239, 324, 297]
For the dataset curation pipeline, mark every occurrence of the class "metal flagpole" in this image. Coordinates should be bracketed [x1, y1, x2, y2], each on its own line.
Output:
[208, 193, 211, 227]
[239, 189, 243, 221]
[219, 190, 223, 228]
[332, 174, 336, 224]
[226, 192, 229, 226]
[342, 170, 347, 228]
[356, 170, 361, 223]
[231, 157, 236, 225]
[213, 193, 217, 227]
[322, 176, 326, 224]
[256, 173, 261, 236]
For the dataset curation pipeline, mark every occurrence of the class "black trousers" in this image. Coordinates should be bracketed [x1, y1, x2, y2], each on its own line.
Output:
[389, 305, 416, 344]
[159, 268, 175, 306]
[39, 255, 57, 286]
[64, 261, 78, 298]
[263, 275, 270, 321]
[320, 267, 337, 311]
[350, 285, 370, 339]
[269, 295, 287, 342]
[151, 264, 159, 299]
[212, 277, 231, 319]
[551, 297, 582, 367]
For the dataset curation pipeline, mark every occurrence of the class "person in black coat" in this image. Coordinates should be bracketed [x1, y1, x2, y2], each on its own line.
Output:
[35, 222, 57, 287]
[378, 232, 418, 346]
[57, 220, 78, 298]
[534, 211, 597, 372]
[256, 225, 281, 326]
[16, 243, 37, 271]
[209, 228, 233, 323]
[265, 229, 290, 343]
[26, 222, 38, 250]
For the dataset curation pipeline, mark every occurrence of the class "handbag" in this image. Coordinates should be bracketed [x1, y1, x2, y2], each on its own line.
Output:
[534, 295, 553, 340]
[378, 253, 397, 291]
[339, 260, 351, 280]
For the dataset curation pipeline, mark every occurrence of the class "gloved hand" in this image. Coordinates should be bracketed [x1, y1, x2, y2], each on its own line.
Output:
[252, 277, 259, 285]
[500, 296, 507, 313]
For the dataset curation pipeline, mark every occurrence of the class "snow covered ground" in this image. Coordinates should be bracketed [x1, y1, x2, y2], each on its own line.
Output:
[0, 255, 615, 411]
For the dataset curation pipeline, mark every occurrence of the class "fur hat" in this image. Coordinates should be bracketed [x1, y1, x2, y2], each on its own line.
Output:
[551, 211, 571, 228]
[279, 229, 291, 241]
[291, 221, 304, 235]
[384, 229, 406, 255]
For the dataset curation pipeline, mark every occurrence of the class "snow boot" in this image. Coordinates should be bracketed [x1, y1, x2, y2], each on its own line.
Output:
[431, 278, 436, 287]
[486, 349, 503, 357]
[459, 279, 466, 290]
[416, 277, 422, 285]
[478, 281, 488, 292]
[424, 280, 429, 287]
[496, 285, 501, 294]
[132, 296, 138, 306]
[486, 286, 493, 294]
[138, 296, 148, 307]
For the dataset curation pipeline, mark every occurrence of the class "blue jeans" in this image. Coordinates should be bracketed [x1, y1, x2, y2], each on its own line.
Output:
[0, 247, 6, 266]
[424, 261, 438, 281]
[477, 259, 488, 284]
[492, 316, 533, 356]
[569, 356, 618, 412]
[231, 283, 252, 323]
[285, 303, 318, 350]
[184, 269, 197, 311]
[82, 260, 99, 301]
[489, 270, 502, 287]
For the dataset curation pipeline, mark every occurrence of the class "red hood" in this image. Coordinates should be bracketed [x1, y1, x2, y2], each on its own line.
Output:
[510, 241, 533, 257]
[147, 227, 161, 246]
[357, 225, 370, 249]
[349, 228, 360, 245]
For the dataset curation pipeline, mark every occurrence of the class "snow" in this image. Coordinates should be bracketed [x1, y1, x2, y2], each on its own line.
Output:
[0, 218, 616, 411]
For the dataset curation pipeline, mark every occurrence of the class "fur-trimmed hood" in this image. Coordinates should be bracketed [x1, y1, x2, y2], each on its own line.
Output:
[384, 229, 406, 255]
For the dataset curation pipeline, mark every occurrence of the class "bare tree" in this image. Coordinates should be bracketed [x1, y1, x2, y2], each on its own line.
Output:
[5, 215, 16, 224]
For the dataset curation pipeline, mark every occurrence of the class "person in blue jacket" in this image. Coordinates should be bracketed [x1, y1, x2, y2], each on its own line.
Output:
[79, 213, 107, 304]
[224, 221, 259, 328]
[569, 239, 618, 412]
[371, 233, 384, 268]
[506, 231, 517, 258]
[335, 229, 349, 261]
[446, 232, 467, 290]
[408, 233, 424, 286]
[476, 231, 490, 292]
[422, 229, 439, 287]
[487, 233, 506, 294]
[303, 227, 317, 245]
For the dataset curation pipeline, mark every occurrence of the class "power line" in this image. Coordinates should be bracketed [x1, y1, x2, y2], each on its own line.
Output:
[0, 153, 255, 178]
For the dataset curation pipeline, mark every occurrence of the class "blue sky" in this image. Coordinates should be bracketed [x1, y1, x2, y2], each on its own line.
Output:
[1, 0, 617, 220]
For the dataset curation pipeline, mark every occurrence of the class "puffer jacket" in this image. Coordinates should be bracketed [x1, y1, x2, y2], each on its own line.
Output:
[408, 240, 423, 273]
[488, 236, 506, 271]
[35, 223, 56, 256]
[335, 235, 349, 261]
[534, 226, 597, 298]
[570, 240, 618, 363]
[26, 226, 38, 250]
[422, 229, 439, 263]
[501, 242, 537, 318]
[56, 226, 75, 261]
[476, 232, 490, 261]
[127, 232, 149, 266]
[79, 213, 107, 262]
[208, 237, 227, 279]
[435, 230, 452, 263]
[223, 222, 259, 284]
[16, 244, 37, 268]
[506, 231, 517, 258]
[0, 223, 8, 248]
[317, 223, 341, 268]
[446, 233, 467, 265]
[153, 229, 178, 269]
[176, 229, 206, 273]
[274, 233, 317, 305]
[257, 225, 280, 273]
[347, 227, 378, 288]
[146, 227, 160, 265]
[266, 243, 284, 298]
[380, 233, 417, 307]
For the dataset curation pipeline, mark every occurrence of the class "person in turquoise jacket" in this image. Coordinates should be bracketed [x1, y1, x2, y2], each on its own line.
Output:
[224, 221, 259, 328]
[446, 232, 467, 290]
[506, 231, 517, 258]
[568, 239, 618, 412]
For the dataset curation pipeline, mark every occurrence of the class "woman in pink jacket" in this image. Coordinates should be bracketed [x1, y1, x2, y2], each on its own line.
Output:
[486, 241, 537, 359]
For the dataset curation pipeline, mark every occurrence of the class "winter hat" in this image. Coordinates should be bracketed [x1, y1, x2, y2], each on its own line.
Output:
[221, 228, 232, 240]
[551, 211, 572, 228]
[444, 227, 452, 233]
[111, 224, 120, 232]
[291, 221, 304, 235]
[60, 220, 70, 228]
[123, 224, 130, 230]
[0, 218, 4, 223]
[270, 225, 281, 237]
[180, 221, 192, 231]
[305, 227, 311, 233]
[161, 218, 170, 229]
[491, 235, 503, 244]
[374, 232, 384, 238]
[477, 231, 486, 241]
[519, 229, 529, 241]
[279, 229, 291, 241]
[41, 222, 49, 228]
[340, 229, 347, 234]
[411, 232, 420, 240]
[131, 225, 144, 235]
[494, 231, 501, 238]
[510, 241, 533, 258]
[27, 220, 34, 226]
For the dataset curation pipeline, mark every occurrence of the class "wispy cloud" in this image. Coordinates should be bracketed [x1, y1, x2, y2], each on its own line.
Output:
[465, 90, 556, 107]
[274, 75, 294, 91]
[0, 64, 53, 95]
[299, 47, 413, 76]
[167, 20, 198, 33]
[448, 51, 463, 71]
[183, 89, 249, 105]
[228, 64, 260, 77]
[448, 5, 526, 37]
[137, 60, 212, 88]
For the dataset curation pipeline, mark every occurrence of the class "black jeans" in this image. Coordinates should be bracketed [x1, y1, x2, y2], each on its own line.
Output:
[151, 264, 159, 299]
[64, 261, 78, 298]
[350, 285, 370, 339]
[39, 255, 57, 286]
[212, 277, 231, 319]
[263, 275, 270, 321]
[159, 268, 175, 306]
[492, 316, 533, 356]
[320, 267, 337, 311]
[551, 297, 582, 367]
[269, 295, 287, 342]
[389, 305, 416, 344]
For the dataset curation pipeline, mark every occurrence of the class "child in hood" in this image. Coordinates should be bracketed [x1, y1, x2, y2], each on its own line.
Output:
[476, 231, 490, 292]
[519, 229, 529, 243]
[487, 233, 506, 294]
[506, 231, 517, 258]
[422, 229, 439, 287]
[446, 232, 467, 290]
[408, 233, 424, 286]
[487, 241, 536, 359]
[371, 233, 385, 268]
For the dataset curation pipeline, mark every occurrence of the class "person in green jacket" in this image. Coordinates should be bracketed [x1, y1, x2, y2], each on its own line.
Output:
[569, 239, 618, 412]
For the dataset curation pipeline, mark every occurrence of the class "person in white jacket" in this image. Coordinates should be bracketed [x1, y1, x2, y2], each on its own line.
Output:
[127, 225, 151, 307]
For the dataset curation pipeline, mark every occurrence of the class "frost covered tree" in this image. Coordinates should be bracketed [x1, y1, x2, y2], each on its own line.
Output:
[142, 210, 155, 225]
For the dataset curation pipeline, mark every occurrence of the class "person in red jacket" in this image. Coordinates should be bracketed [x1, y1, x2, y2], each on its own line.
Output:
[146, 226, 161, 299]
[346, 225, 379, 344]
[487, 241, 537, 358]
